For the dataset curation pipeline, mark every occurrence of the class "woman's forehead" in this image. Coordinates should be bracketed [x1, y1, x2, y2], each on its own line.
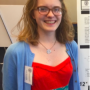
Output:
[36, 0, 62, 8]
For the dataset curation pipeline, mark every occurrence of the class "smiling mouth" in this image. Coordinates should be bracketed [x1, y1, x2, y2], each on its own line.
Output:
[44, 20, 56, 24]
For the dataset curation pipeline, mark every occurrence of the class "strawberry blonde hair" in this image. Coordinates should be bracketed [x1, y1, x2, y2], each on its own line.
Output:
[17, 0, 74, 45]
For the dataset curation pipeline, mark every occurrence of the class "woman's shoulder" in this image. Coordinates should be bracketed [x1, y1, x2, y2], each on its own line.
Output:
[5, 41, 27, 57]
[66, 40, 78, 50]
[65, 40, 78, 58]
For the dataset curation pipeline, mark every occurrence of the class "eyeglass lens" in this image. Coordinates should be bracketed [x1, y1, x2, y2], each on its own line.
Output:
[38, 6, 62, 15]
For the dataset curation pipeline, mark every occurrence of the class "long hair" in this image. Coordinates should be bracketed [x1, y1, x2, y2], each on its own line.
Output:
[56, 0, 75, 44]
[17, 0, 75, 45]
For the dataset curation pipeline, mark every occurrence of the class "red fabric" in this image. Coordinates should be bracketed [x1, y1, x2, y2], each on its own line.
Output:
[31, 56, 73, 90]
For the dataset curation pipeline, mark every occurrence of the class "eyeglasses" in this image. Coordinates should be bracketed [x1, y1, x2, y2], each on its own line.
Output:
[34, 6, 62, 16]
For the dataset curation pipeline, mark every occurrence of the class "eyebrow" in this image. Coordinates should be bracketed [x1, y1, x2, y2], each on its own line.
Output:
[36, 6, 62, 8]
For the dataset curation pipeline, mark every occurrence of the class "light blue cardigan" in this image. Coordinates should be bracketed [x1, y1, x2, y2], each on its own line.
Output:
[2, 40, 80, 90]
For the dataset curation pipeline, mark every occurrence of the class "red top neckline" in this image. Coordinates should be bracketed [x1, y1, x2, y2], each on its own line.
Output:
[32, 56, 71, 71]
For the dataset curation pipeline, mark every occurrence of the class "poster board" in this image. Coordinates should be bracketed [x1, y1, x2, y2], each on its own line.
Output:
[0, 5, 24, 47]
[77, 0, 90, 90]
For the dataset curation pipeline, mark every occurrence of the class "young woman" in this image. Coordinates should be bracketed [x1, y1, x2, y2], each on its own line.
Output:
[2, 0, 80, 90]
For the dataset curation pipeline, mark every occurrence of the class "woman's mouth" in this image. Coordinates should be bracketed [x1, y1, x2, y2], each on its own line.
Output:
[44, 20, 56, 24]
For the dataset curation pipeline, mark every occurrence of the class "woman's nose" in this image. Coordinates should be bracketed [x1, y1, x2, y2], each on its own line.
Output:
[46, 10, 55, 17]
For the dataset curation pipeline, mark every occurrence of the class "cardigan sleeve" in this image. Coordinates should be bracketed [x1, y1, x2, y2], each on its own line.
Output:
[71, 40, 78, 69]
[2, 41, 34, 90]
[2, 45, 17, 90]
[68, 40, 80, 90]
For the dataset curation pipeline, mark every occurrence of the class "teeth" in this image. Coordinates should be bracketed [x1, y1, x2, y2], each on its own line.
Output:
[45, 21, 55, 24]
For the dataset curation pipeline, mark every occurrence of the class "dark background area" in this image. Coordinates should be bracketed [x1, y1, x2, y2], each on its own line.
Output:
[0, 47, 5, 90]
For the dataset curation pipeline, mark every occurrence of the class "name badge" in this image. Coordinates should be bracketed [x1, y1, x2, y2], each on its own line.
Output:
[25, 66, 33, 85]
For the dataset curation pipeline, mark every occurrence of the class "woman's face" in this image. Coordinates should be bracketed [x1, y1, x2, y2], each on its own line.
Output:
[33, 0, 62, 33]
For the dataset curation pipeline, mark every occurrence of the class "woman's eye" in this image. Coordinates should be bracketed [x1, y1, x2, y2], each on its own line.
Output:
[39, 7, 48, 12]
[54, 8, 60, 12]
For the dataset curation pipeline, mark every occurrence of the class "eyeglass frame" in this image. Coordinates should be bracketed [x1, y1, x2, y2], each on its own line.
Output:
[34, 6, 63, 16]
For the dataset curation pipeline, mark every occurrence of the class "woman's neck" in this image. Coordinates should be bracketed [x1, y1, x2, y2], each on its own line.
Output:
[38, 30, 56, 43]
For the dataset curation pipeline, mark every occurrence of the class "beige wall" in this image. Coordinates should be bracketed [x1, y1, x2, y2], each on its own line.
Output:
[0, 0, 27, 5]
[64, 0, 77, 23]
[0, 17, 11, 47]
[0, 0, 77, 22]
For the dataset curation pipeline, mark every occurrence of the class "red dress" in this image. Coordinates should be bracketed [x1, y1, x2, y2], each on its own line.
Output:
[31, 56, 73, 90]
